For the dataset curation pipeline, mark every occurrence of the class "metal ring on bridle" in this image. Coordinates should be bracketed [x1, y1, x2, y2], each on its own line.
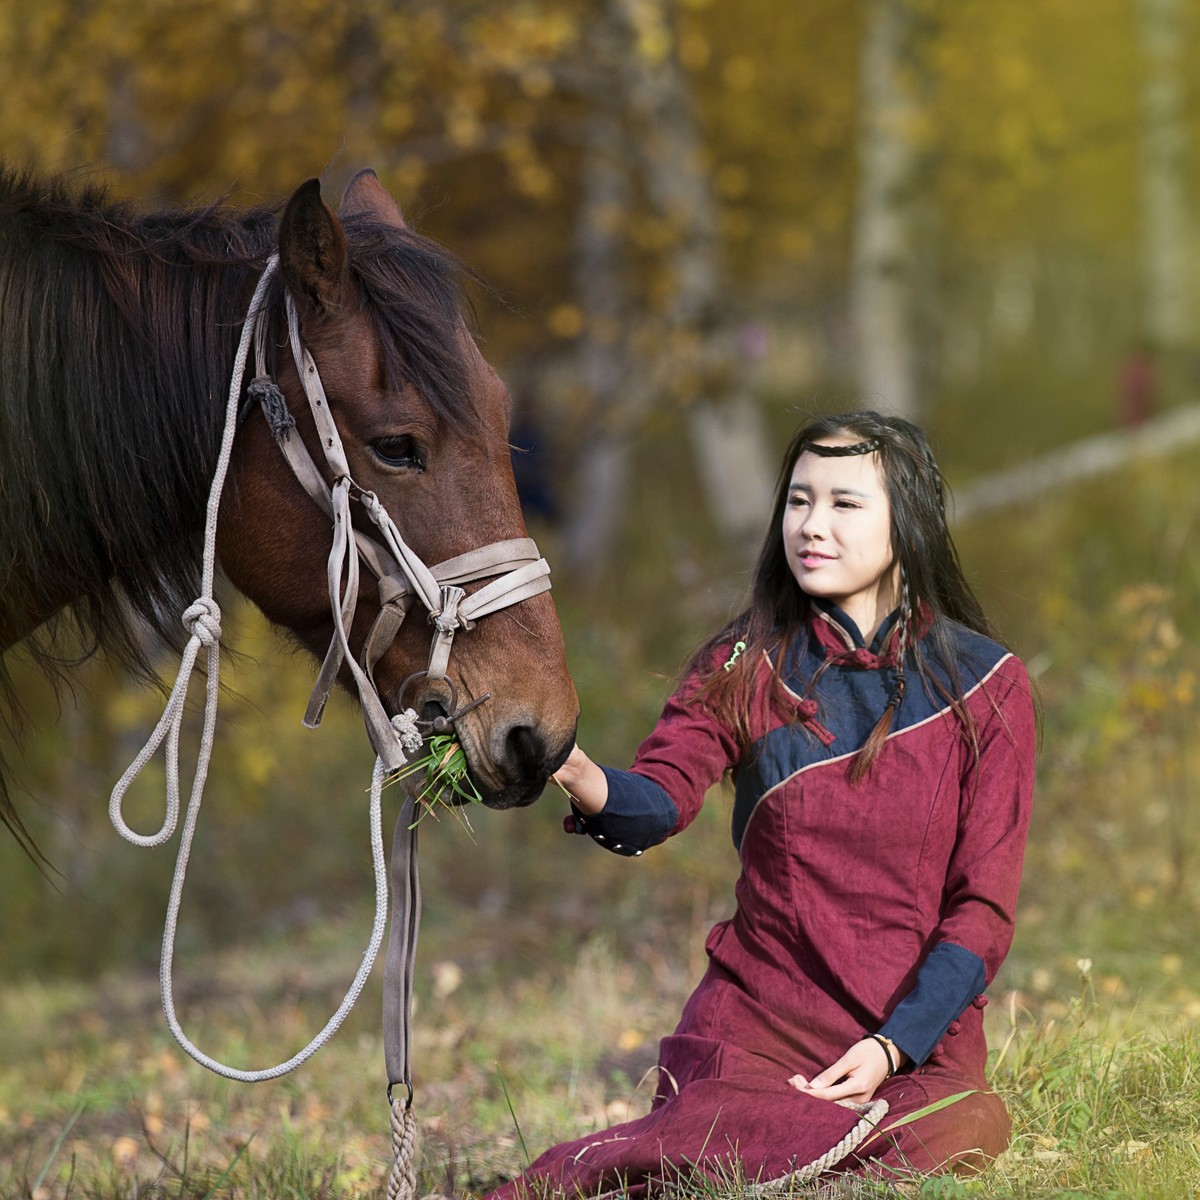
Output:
[398, 670, 493, 733]
[399, 670, 457, 733]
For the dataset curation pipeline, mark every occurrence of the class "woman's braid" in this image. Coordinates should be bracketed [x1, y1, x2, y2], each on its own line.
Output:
[890, 565, 912, 710]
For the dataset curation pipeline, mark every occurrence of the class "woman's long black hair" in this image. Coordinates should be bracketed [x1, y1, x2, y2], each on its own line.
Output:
[687, 411, 1001, 779]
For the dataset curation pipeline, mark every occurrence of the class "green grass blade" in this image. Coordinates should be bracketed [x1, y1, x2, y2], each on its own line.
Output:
[30, 1099, 86, 1194]
[496, 1065, 530, 1167]
[197, 1132, 256, 1200]
[877, 1089, 978, 1134]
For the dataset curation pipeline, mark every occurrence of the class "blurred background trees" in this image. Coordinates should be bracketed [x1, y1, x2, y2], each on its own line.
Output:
[2, 0, 1200, 1001]
[8, 0, 1198, 529]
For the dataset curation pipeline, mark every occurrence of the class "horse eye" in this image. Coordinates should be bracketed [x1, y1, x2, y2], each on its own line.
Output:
[371, 435, 426, 472]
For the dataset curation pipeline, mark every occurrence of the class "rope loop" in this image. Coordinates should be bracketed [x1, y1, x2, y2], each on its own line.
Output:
[360, 489, 384, 522]
[111, 257, 399, 1082]
[182, 598, 223, 646]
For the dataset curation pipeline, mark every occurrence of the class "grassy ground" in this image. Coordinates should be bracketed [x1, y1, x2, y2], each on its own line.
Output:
[2, 880, 1199, 1199]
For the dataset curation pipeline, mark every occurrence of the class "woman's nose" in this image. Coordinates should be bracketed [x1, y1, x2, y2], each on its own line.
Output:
[800, 507, 826, 538]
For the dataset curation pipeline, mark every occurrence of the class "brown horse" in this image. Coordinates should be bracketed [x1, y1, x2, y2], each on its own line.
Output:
[0, 166, 577, 853]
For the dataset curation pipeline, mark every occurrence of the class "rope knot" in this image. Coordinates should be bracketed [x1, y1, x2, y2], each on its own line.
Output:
[246, 377, 295, 443]
[430, 585, 470, 634]
[182, 598, 223, 646]
[391, 709, 424, 758]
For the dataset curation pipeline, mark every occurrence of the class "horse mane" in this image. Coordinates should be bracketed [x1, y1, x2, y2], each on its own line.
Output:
[0, 166, 474, 855]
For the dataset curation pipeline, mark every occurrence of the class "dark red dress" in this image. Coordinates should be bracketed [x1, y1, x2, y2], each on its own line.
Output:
[489, 606, 1036, 1196]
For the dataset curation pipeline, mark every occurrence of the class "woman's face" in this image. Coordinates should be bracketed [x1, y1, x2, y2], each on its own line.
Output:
[781, 441, 899, 635]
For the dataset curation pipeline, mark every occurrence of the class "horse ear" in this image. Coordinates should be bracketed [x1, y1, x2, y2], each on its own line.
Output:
[279, 178, 350, 314]
[339, 168, 408, 229]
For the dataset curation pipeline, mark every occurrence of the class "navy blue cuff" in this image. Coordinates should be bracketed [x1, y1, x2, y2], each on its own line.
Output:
[878, 942, 986, 1067]
[564, 768, 678, 857]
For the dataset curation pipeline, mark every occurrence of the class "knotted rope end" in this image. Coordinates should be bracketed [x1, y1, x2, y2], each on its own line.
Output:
[430, 585, 469, 635]
[247, 377, 296, 443]
[391, 710, 424, 759]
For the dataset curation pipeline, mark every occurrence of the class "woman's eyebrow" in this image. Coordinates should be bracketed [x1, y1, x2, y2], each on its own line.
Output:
[788, 483, 874, 498]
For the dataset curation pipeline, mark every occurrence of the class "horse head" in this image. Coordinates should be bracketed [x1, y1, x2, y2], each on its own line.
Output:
[217, 172, 578, 808]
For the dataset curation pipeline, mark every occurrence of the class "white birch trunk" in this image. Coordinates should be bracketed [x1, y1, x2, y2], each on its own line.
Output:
[950, 404, 1200, 522]
[1138, 0, 1193, 350]
[561, 94, 636, 581]
[617, 0, 773, 546]
[851, 0, 927, 421]
[687, 396, 775, 545]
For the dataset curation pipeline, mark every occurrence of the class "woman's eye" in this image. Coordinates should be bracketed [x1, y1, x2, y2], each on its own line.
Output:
[371, 435, 426, 472]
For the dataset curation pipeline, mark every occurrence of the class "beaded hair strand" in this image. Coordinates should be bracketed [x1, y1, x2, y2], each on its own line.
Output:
[893, 565, 913, 709]
[848, 565, 912, 783]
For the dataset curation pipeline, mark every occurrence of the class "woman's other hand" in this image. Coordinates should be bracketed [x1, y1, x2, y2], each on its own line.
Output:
[552, 743, 609, 815]
[787, 1037, 904, 1106]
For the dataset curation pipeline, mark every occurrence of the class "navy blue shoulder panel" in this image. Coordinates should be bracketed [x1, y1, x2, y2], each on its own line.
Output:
[730, 621, 1009, 851]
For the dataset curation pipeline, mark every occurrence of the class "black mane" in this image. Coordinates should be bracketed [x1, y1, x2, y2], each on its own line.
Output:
[0, 166, 472, 852]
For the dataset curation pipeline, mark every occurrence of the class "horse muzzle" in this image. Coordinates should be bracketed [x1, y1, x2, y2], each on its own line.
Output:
[476, 715, 576, 810]
[402, 673, 574, 811]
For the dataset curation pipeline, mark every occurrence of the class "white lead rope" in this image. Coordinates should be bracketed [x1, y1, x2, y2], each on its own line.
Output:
[108, 255, 280, 851]
[108, 255, 418, 1080]
[155, 750, 395, 1082]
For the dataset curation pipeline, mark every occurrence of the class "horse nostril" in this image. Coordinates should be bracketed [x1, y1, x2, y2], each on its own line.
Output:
[505, 724, 546, 778]
[420, 697, 450, 731]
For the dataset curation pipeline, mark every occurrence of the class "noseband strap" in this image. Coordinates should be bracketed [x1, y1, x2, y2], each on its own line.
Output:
[247, 285, 552, 769]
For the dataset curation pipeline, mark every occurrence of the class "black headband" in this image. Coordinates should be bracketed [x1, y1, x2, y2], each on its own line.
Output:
[800, 437, 880, 458]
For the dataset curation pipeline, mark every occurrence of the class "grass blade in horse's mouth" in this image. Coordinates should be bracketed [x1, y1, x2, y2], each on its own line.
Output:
[383, 734, 483, 829]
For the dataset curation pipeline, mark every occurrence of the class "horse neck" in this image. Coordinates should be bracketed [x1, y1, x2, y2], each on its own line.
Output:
[0, 171, 276, 659]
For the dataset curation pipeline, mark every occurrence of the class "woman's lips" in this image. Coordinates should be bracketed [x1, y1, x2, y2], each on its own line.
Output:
[799, 551, 834, 567]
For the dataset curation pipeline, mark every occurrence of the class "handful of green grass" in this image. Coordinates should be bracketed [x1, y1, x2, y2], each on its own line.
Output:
[386, 733, 483, 830]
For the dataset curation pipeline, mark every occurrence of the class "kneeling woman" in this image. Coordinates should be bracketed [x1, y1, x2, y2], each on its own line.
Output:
[492, 412, 1035, 1195]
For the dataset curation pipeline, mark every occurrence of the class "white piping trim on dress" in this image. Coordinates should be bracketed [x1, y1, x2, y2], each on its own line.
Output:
[739, 652, 1017, 854]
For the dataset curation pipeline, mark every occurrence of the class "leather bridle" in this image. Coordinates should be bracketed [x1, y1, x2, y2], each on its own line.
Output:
[244, 269, 553, 771]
